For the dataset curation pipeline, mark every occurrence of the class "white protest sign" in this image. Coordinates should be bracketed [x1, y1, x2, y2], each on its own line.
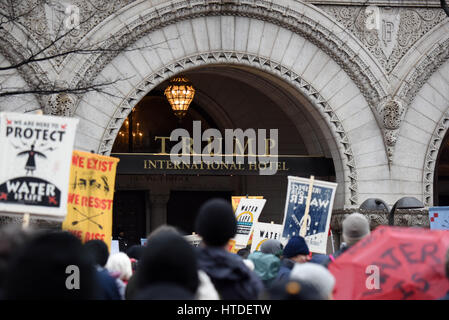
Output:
[232, 198, 266, 247]
[184, 234, 202, 247]
[250, 222, 283, 252]
[0, 112, 78, 219]
[281, 176, 337, 254]
[110, 239, 120, 254]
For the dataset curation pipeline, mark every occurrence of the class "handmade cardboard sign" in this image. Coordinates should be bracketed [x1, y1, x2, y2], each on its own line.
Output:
[0, 112, 78, 218]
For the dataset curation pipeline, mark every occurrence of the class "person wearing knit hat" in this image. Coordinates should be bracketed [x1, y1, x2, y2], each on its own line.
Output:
[195, 198, 264, 300]
[133, 231, 199, 298]
[195, 198, 237, 247]
[275, 236, 310, 282]
[342, 212, 370, 246]
[260, 239, 283, 258]
[322, 212, 370, 268]
[290, 262, 336, 300]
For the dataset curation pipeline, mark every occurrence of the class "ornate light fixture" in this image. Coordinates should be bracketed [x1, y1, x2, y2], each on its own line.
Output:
[164, 75, 195, 120]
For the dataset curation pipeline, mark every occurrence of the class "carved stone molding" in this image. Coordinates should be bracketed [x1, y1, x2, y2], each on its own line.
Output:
[422, 110, 449, 206]
[331, 208, 430, 233]
[68, 0, 387, 117]
[379, 99, 405, 163]
[98, 51, 359, 206]
[45, 92, 76, 116]
[321, 5, 447, 74]
[397, 38, 449, 108]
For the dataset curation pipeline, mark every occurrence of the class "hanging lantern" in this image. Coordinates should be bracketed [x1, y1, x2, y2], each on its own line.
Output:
[164, 76, 195, 120]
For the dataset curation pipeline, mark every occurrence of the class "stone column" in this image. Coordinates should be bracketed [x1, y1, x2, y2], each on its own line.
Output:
[149, 193, 170, 232]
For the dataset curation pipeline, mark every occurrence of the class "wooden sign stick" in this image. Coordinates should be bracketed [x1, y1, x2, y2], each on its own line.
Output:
[300, 175, 315, 237]
[22, 213, 30, 229]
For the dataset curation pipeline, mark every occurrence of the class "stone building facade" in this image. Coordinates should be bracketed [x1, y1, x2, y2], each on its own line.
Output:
[1, 0, 448, 242]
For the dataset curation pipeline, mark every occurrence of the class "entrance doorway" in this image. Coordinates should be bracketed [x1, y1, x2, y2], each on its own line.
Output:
[112, 190, 147, 246]
[167, 190, 232, 234]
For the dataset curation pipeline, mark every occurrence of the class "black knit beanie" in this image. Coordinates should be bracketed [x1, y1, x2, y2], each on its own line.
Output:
[135, 232, 199, 294]
[195, 198, 237, 247]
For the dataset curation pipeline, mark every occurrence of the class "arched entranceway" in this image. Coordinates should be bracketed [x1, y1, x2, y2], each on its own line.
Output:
[434, 130, 449, 206]
[109, 65, 339, 242]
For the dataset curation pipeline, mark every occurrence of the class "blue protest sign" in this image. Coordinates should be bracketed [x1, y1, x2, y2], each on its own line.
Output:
[281, 176, 337, 254]
[429, 207, 449, 230]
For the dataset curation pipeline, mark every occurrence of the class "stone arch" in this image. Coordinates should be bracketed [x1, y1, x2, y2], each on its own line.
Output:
[418, 58, 449, 207]
[388, 18, 449, 207]
[66, 0, 388, 110]
[71, 7, 389, 208]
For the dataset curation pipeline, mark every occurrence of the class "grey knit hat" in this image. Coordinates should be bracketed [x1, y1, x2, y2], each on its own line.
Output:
[260, 239, 283, 257]
[342, 212, 370, 246]
[290, 262, 335, 299]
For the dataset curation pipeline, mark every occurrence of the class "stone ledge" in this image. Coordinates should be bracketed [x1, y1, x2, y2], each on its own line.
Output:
[331, 208, 430, 233]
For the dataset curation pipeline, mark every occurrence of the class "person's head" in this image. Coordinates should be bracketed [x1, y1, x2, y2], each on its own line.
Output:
[126, 245, 144, 260]
[342, 212, 370, 247]
[84, 239, 109, 267]
[290, 262, 336, 300]
[237, 248, 250, 259]
[195, 198, 236, 247]
[134, 232, 199, 296]
[283, 236, 310, 263]
[3, 231, 99, 299]
[260, 239, 283, 257]
[147, 225, 180, 241]
[106, 252, 133, 281]
[118, 231, 125, 237]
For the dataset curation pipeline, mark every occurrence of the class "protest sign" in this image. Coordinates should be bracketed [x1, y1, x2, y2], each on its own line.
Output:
[62, 150, 119, 250]
[111, 239, 120, 254]
[232, 198, 266, 247]
[227, 196, 263, 252]
[250, 222, 283, 252]
[185, 234, 202, 247]
[429, 206, 449, 230]
[0, 112, 78, 218]
[281, 176, 337, 254]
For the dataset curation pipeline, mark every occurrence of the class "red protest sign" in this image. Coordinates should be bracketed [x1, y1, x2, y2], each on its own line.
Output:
[329, 226, 449, 300]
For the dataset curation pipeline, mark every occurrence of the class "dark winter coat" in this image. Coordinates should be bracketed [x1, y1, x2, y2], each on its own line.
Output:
[95, 267, 122, 300]
[196, 246, 263, 300]
[321, 245, 349, 268]
[275, 258, 295, 282]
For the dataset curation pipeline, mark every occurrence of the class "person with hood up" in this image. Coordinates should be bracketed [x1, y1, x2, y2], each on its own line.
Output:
[195, 198, 264, 300]
[276, 235, 310, 282]
[247, 250, 281, 288]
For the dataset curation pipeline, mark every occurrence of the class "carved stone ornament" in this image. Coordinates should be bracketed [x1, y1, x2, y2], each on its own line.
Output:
[382, 99, 404, 130]
[46, 93, 75, 116]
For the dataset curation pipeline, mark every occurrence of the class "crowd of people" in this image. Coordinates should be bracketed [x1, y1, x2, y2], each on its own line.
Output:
[0, 198, 448, 300]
